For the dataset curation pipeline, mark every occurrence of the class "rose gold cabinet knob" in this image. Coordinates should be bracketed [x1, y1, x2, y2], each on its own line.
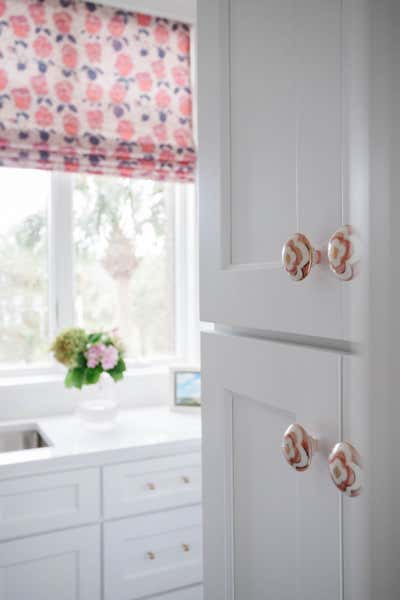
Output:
[282, 234, 321, 281]
[328, 441, 362, 497]
[328, 225, 360, 281]
[282, 424, 317, 471]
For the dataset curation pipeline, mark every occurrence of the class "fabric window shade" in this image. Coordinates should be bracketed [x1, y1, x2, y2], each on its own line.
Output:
[0, 0, 195, 181]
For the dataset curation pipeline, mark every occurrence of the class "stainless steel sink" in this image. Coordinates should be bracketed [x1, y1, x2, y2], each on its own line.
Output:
[0, 427, 50, 453]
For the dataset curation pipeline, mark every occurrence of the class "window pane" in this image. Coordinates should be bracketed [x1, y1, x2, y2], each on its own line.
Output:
[73, 175, 175, 360]
[0, 168, 50, 365]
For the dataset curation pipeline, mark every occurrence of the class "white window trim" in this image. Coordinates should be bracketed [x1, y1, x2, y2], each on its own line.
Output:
[0, 174, 199, 383]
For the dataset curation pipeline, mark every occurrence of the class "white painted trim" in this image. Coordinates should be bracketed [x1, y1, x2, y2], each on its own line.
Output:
[98, 0, 196, 23]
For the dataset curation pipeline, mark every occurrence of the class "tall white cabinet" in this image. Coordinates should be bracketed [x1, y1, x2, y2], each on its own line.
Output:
[198, 0, 379, 598]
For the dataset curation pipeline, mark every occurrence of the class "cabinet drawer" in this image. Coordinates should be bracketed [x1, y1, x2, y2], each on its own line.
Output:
[103, 454, 201, 518]
[0, 468, 100, 540]
[104, 506, 203, 600]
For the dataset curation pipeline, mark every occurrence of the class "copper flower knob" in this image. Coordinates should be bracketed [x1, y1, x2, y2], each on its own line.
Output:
[328, 441, 363, 497]
[282, 234, 321, 281]
[328, 225, 360, 281]
[282, 424, 317, 472]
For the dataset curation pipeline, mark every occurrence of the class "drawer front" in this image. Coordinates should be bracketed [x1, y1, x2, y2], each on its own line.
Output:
[0, 468, 100, 540]
[103, 454, 201, 518]
[104, 506, 203, 600]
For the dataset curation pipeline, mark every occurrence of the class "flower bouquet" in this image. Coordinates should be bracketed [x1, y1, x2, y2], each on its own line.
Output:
[51, 328, 126, 389]
[51, 328, 126, 428]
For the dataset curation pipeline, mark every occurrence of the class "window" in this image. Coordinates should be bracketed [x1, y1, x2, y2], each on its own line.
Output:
[0, 168, 198, 372]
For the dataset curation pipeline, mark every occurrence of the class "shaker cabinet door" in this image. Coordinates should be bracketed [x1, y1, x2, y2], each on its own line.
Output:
[198, 0, 368, 341]
[0, 525, 100, 600]
[201, 332, 342, 599]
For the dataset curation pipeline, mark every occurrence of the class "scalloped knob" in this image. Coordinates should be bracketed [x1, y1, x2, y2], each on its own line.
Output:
[328, 225, 360, 281]
[282, 234, 321, 281]
[328, 441, 363, 497]
[281, 424, 317, 472]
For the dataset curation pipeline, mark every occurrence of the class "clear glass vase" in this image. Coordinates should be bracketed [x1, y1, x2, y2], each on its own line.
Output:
[76, 373, 119, 430]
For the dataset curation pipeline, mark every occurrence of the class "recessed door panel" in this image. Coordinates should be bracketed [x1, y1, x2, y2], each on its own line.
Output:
[198, 0, 367, 340]
[201, 332, 342, 599]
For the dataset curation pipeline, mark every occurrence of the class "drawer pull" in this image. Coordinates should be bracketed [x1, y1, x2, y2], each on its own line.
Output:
[181, 476, 190, 484]
[146, 482, 156, 491]
[182, 543, 190, 552]
[147, 551, 156, 560]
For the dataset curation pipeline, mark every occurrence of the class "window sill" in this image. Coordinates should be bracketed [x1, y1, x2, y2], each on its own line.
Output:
[0, 367, 172, 421]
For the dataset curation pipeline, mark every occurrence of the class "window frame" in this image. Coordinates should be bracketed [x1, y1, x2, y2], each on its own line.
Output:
[0, 171, 199, 379]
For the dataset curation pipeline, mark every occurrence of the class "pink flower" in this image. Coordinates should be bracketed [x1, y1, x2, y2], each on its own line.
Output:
[12, 87, 31, 110]
[155, 88, 171, 108]
[110, 82, 126, 104]
[117, 119, 134, 141]
[85, 42, 102, 63]
[10, 15, 30, 38]
[174, 127, 191, 148]
[139, 135, 155, 154]
[62, 44, 78, 70]
[101, 346, 119, 371]
[178, 30, 190, 54]
[85, 13, 102, 35]
[115, 53, 133, 77]
[35, 106, 53, 127]
[136, 72, 153, 92]
[0, 1, 6, 19]
[85, 343, 105, 369]
[152, 60, 166, 80]
[154, 23, 169, 44]
[179, 95, 192, 117]
[137, 13, 152, 26]
[33, 35, 52, 59]
[108, 14, 125, 37]
[53, 11, 72, 34]
[153, 123, 167, 142]
[172, 66, 188, 87]
[0, 69, 8, 92]
[86, 110, 103, 130]
[31, 74, 48, 96]
[29, 3, 46, 26]
[86, 82, 103, 102]
[55, 81, 73, 103]
[63, 113, 79, 136]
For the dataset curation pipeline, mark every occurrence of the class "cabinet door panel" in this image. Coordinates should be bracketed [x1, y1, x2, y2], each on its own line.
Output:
[198, 0, 367, 340]
[0, 525, 100, 600]
[201, 332, 342, 599]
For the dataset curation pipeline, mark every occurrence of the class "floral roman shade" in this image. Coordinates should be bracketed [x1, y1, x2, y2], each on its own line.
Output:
[0, 0, 195, 181]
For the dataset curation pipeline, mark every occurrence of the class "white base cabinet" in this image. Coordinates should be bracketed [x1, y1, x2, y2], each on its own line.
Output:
[0, 448, 202, 600]
[0, 525, 101, 600]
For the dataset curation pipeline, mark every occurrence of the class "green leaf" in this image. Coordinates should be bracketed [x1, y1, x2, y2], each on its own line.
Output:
[84, 366, 102, 385]
[108, 358, 126, 382]
[88, 333, 102, 344]
[76, 351, 87, 368]
[65, 367, 85, 389]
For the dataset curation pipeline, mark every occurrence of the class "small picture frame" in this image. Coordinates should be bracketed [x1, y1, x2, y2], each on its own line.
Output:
[170, 365, 201, 411]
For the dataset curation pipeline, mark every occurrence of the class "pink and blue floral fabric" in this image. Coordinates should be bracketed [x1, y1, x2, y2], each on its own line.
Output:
[0, 0, 195, 181]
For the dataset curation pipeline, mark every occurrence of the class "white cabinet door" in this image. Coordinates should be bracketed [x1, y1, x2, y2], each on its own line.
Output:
[201, 332, 343, 599]
[198, 0, 368, 341]
[0, 525, 100, 600]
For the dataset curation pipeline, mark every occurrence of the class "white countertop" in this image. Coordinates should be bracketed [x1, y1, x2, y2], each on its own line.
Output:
[0, 407, 201, 479]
